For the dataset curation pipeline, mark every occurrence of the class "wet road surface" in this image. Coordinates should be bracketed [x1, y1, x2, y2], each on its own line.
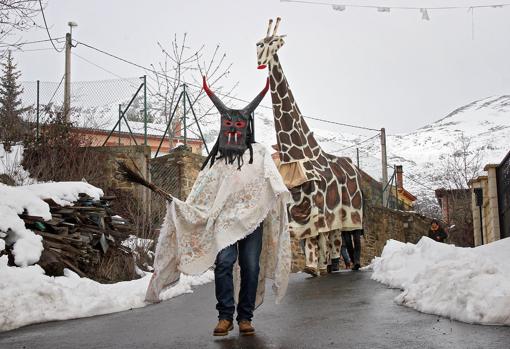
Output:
[1, 271, 509, 349]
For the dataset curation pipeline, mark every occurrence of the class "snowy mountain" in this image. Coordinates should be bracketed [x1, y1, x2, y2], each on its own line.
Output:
[250, 95, 510, 202]
[385, 95, 510, 197]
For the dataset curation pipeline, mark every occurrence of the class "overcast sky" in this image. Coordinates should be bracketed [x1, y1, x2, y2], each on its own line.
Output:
[10, 0, 510, 135]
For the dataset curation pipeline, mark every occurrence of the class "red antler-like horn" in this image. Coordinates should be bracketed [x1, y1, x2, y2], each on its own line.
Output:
[202, 75, 227, 112]
[202, 76, 213, 97]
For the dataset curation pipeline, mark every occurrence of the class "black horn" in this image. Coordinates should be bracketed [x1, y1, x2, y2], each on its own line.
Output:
[203, 76, 228, 113]
[243, 78, 270, 114]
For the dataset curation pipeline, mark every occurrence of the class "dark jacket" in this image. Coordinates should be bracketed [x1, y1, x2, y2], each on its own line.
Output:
[428, 227, 448, 243]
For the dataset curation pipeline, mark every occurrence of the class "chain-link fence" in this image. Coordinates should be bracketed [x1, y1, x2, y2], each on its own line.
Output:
[20, 77, 216, 151]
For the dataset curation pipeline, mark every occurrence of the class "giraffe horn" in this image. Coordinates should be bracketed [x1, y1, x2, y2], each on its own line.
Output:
[243, 78, 270, 114]
[266, 19, 273, 37]
[202, 76, 228, 113]
[272, 17, 281, 36]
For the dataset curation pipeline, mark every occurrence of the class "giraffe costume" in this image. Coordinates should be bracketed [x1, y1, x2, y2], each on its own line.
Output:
[256, 18, 363, 275]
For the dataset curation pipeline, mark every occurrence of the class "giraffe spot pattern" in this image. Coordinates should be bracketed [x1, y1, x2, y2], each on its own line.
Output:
[326, 181, 340, 209]
[352, 191, 362, 209]
[288, 146, 304, 159]
[341, 186, 350, 206]
[290, 196, 311, 224]
[351, 211, 361, 225]
[347, 176, 358, 196]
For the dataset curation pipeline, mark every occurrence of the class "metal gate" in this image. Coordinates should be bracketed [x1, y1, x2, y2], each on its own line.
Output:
[497, 152, 510, 239]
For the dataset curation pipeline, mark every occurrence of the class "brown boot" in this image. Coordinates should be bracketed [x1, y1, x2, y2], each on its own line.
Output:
[213, 319, 233, 336]
[238, 320, 255, 336]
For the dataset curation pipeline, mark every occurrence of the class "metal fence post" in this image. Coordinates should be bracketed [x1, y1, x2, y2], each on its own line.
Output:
[183, 83, 187, 146]
[118, 104, 122, 145]
[143, 75, 147, 145]
[36, 80, 40, 140]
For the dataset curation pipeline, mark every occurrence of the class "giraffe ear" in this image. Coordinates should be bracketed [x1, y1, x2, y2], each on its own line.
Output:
[203, 76, 228, 113]
[243, 78, 270, 114]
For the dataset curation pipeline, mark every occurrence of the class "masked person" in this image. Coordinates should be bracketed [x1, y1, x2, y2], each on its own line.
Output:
[145, 77, 291, 337]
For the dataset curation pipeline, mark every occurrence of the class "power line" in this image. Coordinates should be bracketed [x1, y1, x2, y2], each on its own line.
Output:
[384, 163, 435, 191]
[0, 47, 55, 53]
[72, 52, 140, 89]
[0, 38, 64, 49]
[335, 132, 380, 152]
[38, 0, 64, 53]
[74, 39, 378, 132]
[47, 74, 65, 106]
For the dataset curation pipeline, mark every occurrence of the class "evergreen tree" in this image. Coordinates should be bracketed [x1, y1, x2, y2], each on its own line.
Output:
[0, 50, 28, 144]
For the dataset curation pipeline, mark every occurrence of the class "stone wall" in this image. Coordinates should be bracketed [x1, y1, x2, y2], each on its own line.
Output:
[360, 204, 431, 266]
[83, 145, 152, 218]
[150, 145, 205, 201]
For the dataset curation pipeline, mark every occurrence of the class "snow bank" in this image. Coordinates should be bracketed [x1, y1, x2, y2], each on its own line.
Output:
[0, 254, 214, 332]
[371, 237, 510, 325]
[0, 182, 103, 266]
[0, 144, 32, 185]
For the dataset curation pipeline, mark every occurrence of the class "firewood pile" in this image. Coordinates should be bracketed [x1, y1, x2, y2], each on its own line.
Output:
[20, 193, 138, 282]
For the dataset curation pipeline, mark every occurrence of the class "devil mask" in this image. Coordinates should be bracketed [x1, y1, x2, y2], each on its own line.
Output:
[202, 76, 269, 169]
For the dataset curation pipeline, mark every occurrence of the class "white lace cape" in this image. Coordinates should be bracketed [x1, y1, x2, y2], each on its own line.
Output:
[145, 143, 291, 307]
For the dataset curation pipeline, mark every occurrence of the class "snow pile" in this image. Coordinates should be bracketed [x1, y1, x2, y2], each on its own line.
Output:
[371, 237, 510, 325]
[0, 182, 103, 266]
[0, 252, 214, 332]
[0, 144, 33, 185]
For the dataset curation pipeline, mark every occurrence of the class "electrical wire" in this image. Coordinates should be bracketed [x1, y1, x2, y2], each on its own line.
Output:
[38, 0, 64, 53]
[335, 132, 380, 152]
[0, 38, 64, 49]
[72, 52, 141, 89]
[74, 39, 379, 132]
[47, 74, 65, 105]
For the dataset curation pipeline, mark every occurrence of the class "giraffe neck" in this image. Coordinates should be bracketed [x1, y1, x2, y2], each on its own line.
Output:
[269, 54, 322, 163]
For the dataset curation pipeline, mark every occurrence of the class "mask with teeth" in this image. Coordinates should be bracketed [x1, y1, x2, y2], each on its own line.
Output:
[202, 76, 269, 169]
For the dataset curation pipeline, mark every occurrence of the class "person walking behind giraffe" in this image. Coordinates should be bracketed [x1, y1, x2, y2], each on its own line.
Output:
[428, 219, 448, 243]
[342, 230, 363, 270]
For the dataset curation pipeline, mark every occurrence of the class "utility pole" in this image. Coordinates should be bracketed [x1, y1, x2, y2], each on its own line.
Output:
[64, 21, 77, 121]
[143, 75, 147, 145]
[36, 80, 40, 140]
[183, 83, 187, 146]
[381, 127, 389, 207]
[356, 148, 360, 168]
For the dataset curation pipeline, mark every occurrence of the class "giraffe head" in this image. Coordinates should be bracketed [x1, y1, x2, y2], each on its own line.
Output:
[256, 17, 286, 70]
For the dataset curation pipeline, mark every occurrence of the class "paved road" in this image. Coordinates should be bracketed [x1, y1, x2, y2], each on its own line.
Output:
[1, 271, 509, 349]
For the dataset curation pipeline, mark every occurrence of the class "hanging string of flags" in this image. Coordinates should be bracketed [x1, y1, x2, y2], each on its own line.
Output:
[280, 0, 510, 21]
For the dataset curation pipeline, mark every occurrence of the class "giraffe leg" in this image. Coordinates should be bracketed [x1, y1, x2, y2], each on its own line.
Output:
[318, 232, 329, 274]
[331, 230, 342, 260]
[303, 236, 320, 276]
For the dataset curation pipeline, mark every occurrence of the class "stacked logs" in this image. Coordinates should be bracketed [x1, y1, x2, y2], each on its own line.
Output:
[20, 193, 138, 282]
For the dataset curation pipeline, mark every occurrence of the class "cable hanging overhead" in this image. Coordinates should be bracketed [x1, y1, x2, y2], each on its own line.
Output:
[74, 39, 379, 132]
[38, 0, 64, 52]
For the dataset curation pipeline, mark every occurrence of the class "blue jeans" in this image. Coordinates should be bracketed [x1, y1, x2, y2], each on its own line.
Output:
[342, 230, 362, 265]
[340, 245, 351, 265]
[214, 225, 262, 323]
